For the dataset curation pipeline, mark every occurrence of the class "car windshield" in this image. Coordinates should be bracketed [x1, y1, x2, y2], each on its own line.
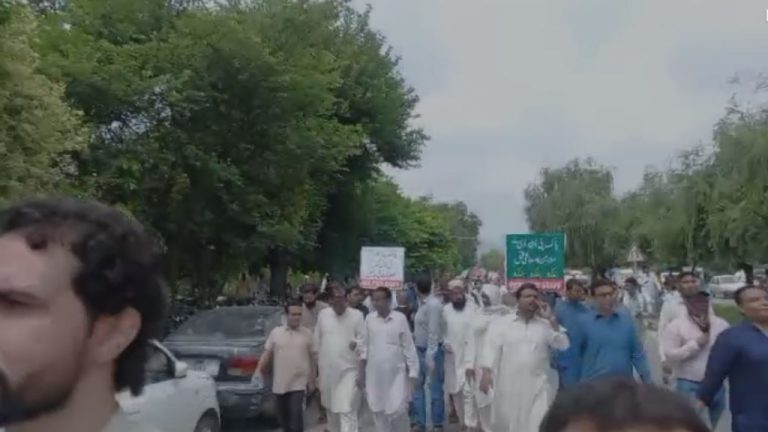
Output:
[173, 307, 277, 339]
[716, 276, 737, 284]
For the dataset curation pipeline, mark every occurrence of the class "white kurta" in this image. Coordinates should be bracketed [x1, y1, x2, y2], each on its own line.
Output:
[443, 302, 477, 394]
[314, 307, 366, 413]
[463, 307, 509, 430]
[479, 314, 569, 432]
[363, 310, 419, 415]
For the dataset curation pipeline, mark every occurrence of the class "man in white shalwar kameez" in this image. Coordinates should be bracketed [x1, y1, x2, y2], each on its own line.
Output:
[443, 279, 479, 429]
[314, 285, 366, 432]
[479, 284, 569, 432]
[361, 287, 419, 432]
[463, 284, 510, 432]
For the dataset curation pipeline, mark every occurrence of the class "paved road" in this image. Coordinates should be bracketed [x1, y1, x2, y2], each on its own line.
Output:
[231, 328, 731, 432]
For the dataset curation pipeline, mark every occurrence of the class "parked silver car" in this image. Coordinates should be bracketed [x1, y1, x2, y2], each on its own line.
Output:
[708, 275, 742, 299]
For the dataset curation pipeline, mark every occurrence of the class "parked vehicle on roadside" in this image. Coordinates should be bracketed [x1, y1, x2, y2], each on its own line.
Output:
[708, 274, 742, 298]
[163, 306, 283, 421]
[117, 340, 220, 432]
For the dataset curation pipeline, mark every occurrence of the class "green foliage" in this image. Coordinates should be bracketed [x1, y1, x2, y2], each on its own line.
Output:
[18, 0, 466, 300]
[526, 101, 768, 274]
[430, 201, 482, 270]
[524, 158, 620, 268]
[0, 1, 85, 202]
[480, 248, 505, 273]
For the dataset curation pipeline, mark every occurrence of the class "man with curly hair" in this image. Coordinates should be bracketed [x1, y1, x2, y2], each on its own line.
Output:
[0, 197, 168, 432]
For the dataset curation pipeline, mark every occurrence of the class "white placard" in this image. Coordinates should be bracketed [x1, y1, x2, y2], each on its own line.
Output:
[359, 246, 405, 289]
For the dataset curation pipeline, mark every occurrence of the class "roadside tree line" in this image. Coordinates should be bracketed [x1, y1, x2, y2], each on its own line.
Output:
[0, 0, 481, 300]
[522, 93, 768, 283]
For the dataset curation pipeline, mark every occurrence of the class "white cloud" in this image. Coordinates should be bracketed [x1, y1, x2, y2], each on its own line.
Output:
[357, 0, 768, 249]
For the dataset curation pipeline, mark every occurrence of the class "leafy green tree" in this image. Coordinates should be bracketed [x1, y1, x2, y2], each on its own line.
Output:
[524, 158, 620, 269]
[0, 1, 85, 202]
[430, 201, 482, 270]
[480, 248, 505, 273]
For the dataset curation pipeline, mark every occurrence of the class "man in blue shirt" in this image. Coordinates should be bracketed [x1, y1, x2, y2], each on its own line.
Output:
[573, 278, 652, 383]
[554, 279, 590, 388]
[698, 285, 768, 432]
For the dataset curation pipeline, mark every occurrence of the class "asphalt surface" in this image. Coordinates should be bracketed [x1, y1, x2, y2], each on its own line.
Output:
[230, 328, 732, 432]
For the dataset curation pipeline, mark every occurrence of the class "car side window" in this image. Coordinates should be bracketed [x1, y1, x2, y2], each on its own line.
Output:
[145, 345, 173, 384]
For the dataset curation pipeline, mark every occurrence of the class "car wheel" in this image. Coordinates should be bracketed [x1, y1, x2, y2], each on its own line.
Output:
[193, 412, 220, 432]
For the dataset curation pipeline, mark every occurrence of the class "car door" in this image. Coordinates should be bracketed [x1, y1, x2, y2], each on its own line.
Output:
[119, 343, 196, 432]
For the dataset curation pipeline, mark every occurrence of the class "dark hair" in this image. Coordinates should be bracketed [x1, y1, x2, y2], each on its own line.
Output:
[326, 281, 346, 297]
[677, 271, 697, 281]
[624, 277, 638, 286]
[734, 285, 764, 306]
[0, 197, 168, 396]
[415, 273, 432, 295]
[540, 378, 709, 432]
[515, 282, 539, 299]
[300, 283, 319, 294]
[565, 278, 583, 291]
[348, 285, 363, 296]
[589, 278, 615, 295]
[284, 297, 303, 313]
[373, 286, 393, 300]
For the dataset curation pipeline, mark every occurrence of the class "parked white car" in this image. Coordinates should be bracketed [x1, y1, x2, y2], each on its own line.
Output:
[117, 340, 220, 432]
[708, 274, 742, 299]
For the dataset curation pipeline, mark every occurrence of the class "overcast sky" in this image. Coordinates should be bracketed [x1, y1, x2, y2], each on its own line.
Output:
[352, 0, 768, 250]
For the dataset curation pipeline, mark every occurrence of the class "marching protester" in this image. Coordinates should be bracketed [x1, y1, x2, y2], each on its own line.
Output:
[0, 198, 168, 432]
[255, 299, 316, 432]
[541, 378, 709, 432]
[298, 283, 329, 421]
[464, 284, 510, 431]
[348, 286, 370, 317]
[553, 279, 590, 389]
[698, 285, 768, 432]
[478, 283, 569, 432]
[573, 279, 652, 384]
[660, 278, 728, 428]
[410, 274, 446, 432]
[658, 272, 711, 386]
[621, 277, 644, 329]
[314, 285, 366, 432]
[394, 289, 415, 331]
[300, 283, 329, 331]
[361, 287, 419, 432]
[442, 279, 478, 429]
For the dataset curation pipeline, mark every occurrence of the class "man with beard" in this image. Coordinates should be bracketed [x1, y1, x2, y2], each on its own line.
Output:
[442, 279, 478, 430]
[463, 284, 510, 431]
[300, 283, 329, 331]
[299, 282, 329, 422]
[479, 283, 568, 432]
[0, 198, 167, 432]
[314, 285, 366, 432]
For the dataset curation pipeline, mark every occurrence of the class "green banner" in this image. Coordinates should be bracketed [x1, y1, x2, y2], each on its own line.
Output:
[506, 233, 566, 292]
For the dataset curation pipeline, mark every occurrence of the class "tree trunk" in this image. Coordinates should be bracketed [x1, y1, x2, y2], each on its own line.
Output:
[268, 247, 289, 299]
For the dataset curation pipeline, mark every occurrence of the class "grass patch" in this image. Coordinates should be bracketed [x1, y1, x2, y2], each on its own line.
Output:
[714, 303, 743, 325]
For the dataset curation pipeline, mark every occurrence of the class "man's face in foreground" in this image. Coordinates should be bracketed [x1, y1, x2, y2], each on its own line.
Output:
[563, 420, 696, 432]
[0, 233, 90, 426]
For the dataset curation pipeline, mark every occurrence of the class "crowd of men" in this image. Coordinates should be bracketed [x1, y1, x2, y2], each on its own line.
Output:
[0, 196, 766, 432]
[253, 265, 768, 432]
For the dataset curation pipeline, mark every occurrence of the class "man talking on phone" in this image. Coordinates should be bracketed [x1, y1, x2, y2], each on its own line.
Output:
[478, 283, 569, 432]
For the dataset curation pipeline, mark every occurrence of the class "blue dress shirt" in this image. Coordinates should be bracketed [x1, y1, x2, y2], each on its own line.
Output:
[573, 308, 652, 383]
